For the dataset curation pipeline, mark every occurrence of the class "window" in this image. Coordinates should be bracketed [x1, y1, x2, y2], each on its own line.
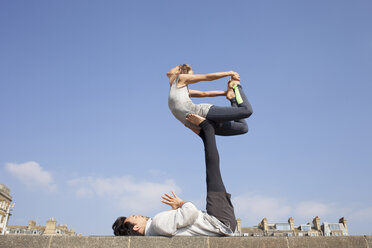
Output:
[298, 233, 303, 237]
[300, 225, 311, 231]
[287, 233, 293, 237]
[275, 224, 290, 230]
[329, 224, 341, 230]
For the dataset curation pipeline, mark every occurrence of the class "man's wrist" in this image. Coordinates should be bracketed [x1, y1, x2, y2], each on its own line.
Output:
[178, 201, 184, 208]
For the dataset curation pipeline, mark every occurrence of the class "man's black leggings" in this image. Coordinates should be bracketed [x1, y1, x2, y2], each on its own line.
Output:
[199, 120, 237, 231]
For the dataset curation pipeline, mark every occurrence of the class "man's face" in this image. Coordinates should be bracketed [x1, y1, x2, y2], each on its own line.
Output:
[124, 215, 148, 234]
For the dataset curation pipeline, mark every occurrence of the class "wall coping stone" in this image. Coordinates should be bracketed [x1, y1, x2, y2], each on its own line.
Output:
[0, 235, 371, 248]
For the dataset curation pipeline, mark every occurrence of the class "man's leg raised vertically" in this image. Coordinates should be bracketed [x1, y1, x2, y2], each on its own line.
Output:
[186, 114, 237, 231]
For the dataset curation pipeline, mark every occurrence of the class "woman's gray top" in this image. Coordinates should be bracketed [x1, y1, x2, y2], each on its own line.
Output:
[168, 75, 212, 129]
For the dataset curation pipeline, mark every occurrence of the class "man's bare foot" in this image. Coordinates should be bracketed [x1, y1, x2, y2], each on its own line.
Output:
[186, 113, 206, 126]
[185, 124, 200, 135]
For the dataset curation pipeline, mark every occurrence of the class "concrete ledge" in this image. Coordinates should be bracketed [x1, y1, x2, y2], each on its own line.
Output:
[288, 236, 369, 248]
[0, 235, 371, 248]
[210, 237, 288, 248]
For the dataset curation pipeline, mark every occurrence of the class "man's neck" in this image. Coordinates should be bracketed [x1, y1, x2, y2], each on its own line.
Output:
[142, 217, 151, 235]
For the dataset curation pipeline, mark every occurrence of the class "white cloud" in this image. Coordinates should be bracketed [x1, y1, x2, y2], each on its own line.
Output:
[68, 176, 181, 213]
[233, 193, 292, 224]
[233, 193, 346, 226]
[5, 161, 56, 192]
[349, 207, 372, 222]
[294, 201, 332, 219]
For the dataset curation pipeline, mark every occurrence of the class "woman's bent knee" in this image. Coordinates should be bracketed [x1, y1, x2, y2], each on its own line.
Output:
[240, 106, 253, 119]
[241, 124, 248, 134]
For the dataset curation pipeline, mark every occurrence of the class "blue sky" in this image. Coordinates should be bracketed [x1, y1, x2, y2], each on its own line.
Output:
[1, 0, 371, 236]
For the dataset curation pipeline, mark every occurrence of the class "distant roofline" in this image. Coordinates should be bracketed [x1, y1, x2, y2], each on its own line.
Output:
[0, 184, 12, 201]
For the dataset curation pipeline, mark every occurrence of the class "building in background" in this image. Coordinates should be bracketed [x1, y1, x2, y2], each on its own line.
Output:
[6, 218, 80, 236]
[1, 184, 79, 236]
[323, 217, 348, 236]
[237, 216, 348, 237]
[0, 184, 14, 235]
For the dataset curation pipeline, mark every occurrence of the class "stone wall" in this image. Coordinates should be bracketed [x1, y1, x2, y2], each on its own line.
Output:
[0, 235, 371, 248]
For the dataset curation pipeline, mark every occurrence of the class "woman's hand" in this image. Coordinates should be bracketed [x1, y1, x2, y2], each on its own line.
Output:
[161, 191, 184, 209]
[231, 71, 240, 81]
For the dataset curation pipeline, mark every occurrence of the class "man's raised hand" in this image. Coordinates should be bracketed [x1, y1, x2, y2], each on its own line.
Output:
[161, 191, 184, 209]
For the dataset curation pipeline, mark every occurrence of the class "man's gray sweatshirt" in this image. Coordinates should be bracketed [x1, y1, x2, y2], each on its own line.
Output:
[144, 202, 235, 236]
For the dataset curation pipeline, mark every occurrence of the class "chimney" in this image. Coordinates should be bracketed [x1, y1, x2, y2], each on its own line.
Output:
[236, 218, 242, 233]
[28, 220, 36, 230]
[44, 218, 57, 235]
[339, 217, 348, 234]
[260, 218, 268, 231]
[288, 217, 295, 230]
[312, 216, 321, 231]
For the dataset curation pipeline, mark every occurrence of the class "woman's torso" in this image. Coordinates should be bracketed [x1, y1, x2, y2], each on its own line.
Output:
[168, 75, 212, 129]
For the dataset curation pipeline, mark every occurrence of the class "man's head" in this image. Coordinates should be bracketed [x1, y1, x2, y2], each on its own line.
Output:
[112, 215, 148, 236]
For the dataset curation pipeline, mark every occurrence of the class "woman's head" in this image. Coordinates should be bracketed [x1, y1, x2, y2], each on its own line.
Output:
[166, 64, 193, 78]
[178, 64, 193, 74]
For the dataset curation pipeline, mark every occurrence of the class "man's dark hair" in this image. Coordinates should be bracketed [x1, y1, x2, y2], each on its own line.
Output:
[112, 216, 143, 236]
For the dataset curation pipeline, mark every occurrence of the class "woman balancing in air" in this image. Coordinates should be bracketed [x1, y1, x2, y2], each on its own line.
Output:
[167, 64, 253, 136]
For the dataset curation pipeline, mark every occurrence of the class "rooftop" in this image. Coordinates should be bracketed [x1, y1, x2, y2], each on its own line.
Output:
[0, 184, 12, 201]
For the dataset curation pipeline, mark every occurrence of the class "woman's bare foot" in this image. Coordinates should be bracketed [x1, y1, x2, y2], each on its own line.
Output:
[185, 124, 200, 135]
[226, 79, 236, 100]
[186, 113, 206, 126]
[228, 78, 241, 89]
[226, 89, 235, 100]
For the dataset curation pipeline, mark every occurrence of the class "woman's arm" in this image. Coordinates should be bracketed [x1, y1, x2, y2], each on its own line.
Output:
[189, 89, 227, 98]
[178, 71, 239, 87]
